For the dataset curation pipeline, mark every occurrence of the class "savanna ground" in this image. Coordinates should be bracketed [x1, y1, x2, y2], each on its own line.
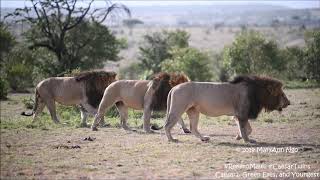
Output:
[1, 88, 320, 179]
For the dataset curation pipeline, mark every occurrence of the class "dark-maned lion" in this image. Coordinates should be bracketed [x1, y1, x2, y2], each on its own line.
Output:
[164, 75, 290, 142]
[21, 71, 117, 127]
[91, 72, 191, 133]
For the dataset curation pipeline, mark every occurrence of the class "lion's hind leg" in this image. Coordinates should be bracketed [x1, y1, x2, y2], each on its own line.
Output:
[32, 101, 45, 123]
[44, 99, 60, 124]
[116, 102, 131, 131]
[164, 113, 181, 142]
[186, 108, 210, 142]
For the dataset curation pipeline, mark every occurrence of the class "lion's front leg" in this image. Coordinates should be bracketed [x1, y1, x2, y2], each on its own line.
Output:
[142, 87, 155, 133]
[236, 118, 256, 143]
[79, 108, 89, 127]
[142, 107, 153, 133]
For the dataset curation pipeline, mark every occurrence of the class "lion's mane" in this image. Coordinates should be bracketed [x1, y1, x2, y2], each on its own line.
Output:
[230, 75, 283, 119]
[75, 71, 117, 108]
[150, 72, 190, 111]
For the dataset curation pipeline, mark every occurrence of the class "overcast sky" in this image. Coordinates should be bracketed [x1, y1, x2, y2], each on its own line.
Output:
[1, 0, 319, 9]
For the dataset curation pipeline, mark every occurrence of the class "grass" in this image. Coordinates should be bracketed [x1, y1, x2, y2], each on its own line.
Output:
[1, 89, 320, 179]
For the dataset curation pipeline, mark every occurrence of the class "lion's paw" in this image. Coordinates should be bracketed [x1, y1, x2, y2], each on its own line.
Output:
[182, 128, 191, 134]
[235, 135, 242, 140]
[201, 136, 210, 142]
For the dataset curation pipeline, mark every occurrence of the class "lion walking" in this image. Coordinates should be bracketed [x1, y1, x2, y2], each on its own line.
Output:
[21, 71, 117, 126]
[91, 72, 191, 133]
[165, 75, 290, 142]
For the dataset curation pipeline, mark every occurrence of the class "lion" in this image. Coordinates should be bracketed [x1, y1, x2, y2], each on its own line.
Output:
[21, 71, 117, 127]
[91, 72, 191, 133]
[164, 75, 290, 143]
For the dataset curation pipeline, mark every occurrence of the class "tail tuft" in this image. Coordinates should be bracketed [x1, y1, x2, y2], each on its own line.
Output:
[150, 124, 163, 130]
[21, 111, 33, 116]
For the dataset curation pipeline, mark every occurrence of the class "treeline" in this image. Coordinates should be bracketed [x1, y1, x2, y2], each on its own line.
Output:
[1, 1, 319, 100]
[120, 29, 320, 83]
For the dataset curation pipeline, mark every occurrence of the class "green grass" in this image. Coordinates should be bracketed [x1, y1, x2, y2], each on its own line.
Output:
[284, 80, 319, 89]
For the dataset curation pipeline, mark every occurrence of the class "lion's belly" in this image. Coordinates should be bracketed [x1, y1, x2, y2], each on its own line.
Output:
[198, 105, 234, 117]
[53, 85, 84, 105]
[196, 99, 235, 117]
[119, 94, 144, 110]
[55, 95, 82, 105]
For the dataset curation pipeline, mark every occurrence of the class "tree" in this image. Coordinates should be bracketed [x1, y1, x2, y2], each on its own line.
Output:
[280, 47, 305, 81]
[138, 30, 190, 76]
[223, 30, 285, 76]
[26, 20, 122, 76]
[304, 30, 320, 82]
[161, 47, 213, 81]
[0, 23, 15, 62]
[6, 0, 130, 75]
[3, 44, 36, 91]
[0, 23, 15, 99]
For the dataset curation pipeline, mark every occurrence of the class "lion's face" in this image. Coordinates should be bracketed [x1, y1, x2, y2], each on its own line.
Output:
[276, 90, 290, 111]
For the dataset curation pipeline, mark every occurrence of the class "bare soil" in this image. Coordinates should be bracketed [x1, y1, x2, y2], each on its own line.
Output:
[1, 89, 320, 179]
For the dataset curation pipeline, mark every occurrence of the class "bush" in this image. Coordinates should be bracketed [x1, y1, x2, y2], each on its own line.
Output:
[304, 30, 320, 82]
[4, 45, 35, 92]
[280, 47, 306, 81]
[0, 77, 9, 99]
[161, 47, 213, 81]
[138, 30, 190, 77]
[223, 30, 285, 77]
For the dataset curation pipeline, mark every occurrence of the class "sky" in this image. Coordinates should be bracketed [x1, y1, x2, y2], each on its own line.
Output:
[1, 0, 319, 9]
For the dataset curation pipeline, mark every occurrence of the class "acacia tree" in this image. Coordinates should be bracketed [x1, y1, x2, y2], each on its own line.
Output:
[6, 0, 130, 75]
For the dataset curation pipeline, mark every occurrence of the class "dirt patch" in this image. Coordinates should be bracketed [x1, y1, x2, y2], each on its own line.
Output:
[1, 89, 320, 179]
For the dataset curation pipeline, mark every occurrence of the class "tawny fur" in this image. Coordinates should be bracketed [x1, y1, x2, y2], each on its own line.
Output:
[91, 72, 190, 132]
[21, 71, 117, 126]
[164, 75, 290, 142]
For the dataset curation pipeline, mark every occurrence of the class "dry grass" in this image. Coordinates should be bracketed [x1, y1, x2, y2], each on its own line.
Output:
[1, 89, 320, 179]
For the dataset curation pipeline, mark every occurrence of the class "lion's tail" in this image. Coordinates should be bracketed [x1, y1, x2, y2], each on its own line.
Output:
[21, 89, 40, 116]
[151, 89, 174, 131]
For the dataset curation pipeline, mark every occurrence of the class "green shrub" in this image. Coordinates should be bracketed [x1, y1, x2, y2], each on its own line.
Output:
[161, 47, 213, 81]
[304, 30, 320, 82]
[3, 45, 35, 92]
[0, 77, 9, 99]
[223, 30, 285, 77]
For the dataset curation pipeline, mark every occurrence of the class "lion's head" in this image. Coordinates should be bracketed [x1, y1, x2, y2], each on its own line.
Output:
[230, 75, 290, 119]
[150, 72, 190, 111]
[75, 70, 117, 108]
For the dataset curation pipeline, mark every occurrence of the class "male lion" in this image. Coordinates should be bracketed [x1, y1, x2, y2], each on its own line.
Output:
[91, 72, 191, 133]
[164, 75, 290, 143]
[21, 71, 117, 127]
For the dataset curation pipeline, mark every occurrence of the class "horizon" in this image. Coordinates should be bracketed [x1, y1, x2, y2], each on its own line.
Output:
[1, 0, 319, 9]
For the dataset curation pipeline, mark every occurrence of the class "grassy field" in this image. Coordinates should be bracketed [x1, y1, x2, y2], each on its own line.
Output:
[1, 89, 320, 179]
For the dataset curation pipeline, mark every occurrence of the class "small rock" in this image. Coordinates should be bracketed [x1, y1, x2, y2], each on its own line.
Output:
[71, 145, 81, 149]
[83, 136, 96, 141]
